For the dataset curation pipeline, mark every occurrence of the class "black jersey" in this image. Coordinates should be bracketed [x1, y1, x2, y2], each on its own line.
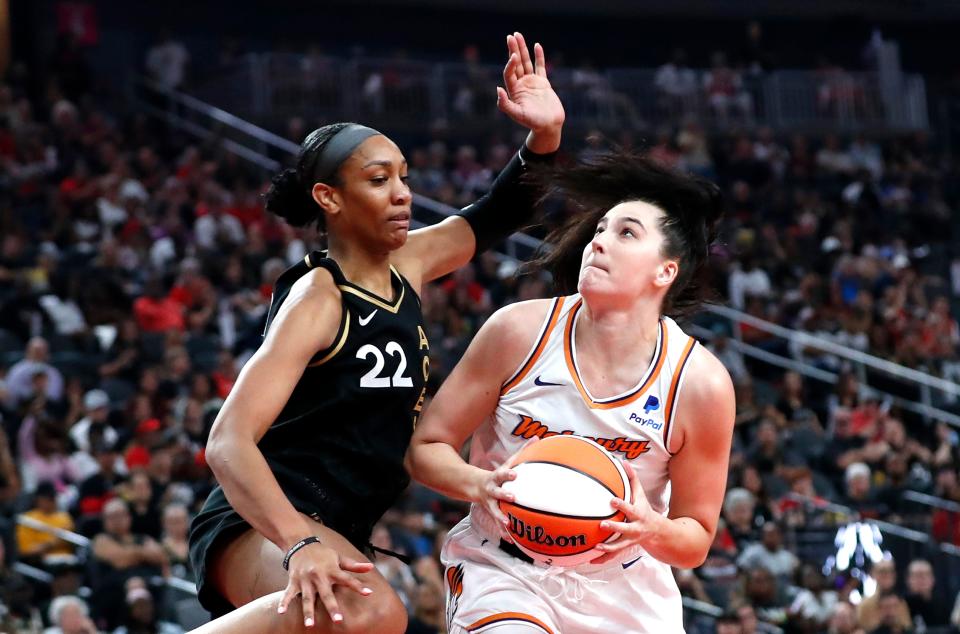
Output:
[254, 251, 429, 534]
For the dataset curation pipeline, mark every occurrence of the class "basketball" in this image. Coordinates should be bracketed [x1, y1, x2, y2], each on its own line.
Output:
[499, 435, 632, 566]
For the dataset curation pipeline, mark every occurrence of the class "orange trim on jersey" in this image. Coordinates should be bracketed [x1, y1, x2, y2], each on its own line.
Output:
[662, 335, 697, 453]
[563, 300, 668, 410]
[500, 297, 566, 395]
[466, 612, 555, 633]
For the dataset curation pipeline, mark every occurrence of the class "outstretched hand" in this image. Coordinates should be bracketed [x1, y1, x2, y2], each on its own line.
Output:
[497, 32, 565, 137]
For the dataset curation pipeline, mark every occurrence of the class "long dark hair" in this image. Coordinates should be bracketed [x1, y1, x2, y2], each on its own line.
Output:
[262, 122, 352, 229]
[527, 150, 723, 318]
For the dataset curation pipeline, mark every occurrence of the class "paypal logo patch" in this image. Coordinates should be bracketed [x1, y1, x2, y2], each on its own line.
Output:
[628, 412, 662, 430]
[643, 396, 660, 413]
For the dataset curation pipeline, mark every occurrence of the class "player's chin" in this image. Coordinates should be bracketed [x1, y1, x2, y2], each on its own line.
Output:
[381, 226, 409, 250]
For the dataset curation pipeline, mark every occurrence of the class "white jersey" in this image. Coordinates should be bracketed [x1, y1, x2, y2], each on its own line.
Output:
[442, 295, 698, 633]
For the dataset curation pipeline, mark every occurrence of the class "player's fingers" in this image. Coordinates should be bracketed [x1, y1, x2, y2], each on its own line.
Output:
[599, 519, 632, 535]
[506, 34, 524, 80]
[496, 87, 524, 119]
[315, 581, 343, 626]
[515, 32, 535, 75]
[339, 559, 375, 574]
[332, 571, 373, 597]
[594, 539, 629, 553]
[502, 55, 520, 94]
[610, 496, 638, 519]
[493, 466, 517, 486]
[534, 42, 548, 77]
[300, 581, 316, 628]
[277, 581, 298, 615]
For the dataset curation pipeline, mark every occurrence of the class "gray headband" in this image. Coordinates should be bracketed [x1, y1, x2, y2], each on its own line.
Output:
[302, 124, 382, 187]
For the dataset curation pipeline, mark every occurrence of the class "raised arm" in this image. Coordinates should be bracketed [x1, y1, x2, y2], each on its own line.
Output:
[394, 32, 564, 286]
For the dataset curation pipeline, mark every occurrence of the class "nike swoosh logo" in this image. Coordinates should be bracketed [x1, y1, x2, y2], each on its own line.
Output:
[359, 310, 378, 326]
[534, 376, 563, 387]
[622, 555, 643, 570]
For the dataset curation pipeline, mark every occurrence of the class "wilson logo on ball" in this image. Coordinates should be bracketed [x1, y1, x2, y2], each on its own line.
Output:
[499, 435, 632, 566]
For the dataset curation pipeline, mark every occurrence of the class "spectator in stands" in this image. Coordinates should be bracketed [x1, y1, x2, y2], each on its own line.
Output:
[904, 559, 952, 629]
[145, 30, 190, 90]
[160, 503, 192, 581]
[788, 564, 838, 631]
[18, 407, 81, 496]
[723, 487, 760, 548]
[842, 462, 887, 519]
[133, 278, 185, 334]
[828, 601, 864, 634]
[654, 49, 698, 117]
[44, 595, 97, 634]
[4, 336, 64, 408]
[70, 389, 116, 454]
[737, 566, 788, 626]
[16, 481, 75, 566]
[858, 558, 911, 632]
[113, 585, 183, 634]
[703, 51, 752, 123]
[77, 435, 122, 518]
[872, 591, 914, 634]
[736, 522, 798, 581]
[90, 499, 168, 627]
[125, 470, 161, 539]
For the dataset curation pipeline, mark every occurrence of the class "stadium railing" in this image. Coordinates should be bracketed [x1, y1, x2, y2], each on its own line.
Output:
[177, 52, 929, 135]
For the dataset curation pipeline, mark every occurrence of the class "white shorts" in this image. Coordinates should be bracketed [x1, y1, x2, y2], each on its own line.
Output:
[440, 515, 685, 633]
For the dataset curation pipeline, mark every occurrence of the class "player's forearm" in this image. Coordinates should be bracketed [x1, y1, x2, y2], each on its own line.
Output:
[407, 441, 488, 503]
[637, 513, 713, 569]
[205, 434, 312, 552]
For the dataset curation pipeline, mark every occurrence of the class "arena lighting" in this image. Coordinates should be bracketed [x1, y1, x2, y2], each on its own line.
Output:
[825, 522, 890, 604]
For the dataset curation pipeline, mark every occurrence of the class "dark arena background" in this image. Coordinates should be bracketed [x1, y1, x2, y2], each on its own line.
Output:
[4, 0, 960, 632]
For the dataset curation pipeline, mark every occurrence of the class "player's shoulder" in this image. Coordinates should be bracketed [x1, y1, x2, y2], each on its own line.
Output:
[482, 297, 559, 343]
[268, 266, 343, 342]
[681, 343, 735, 404]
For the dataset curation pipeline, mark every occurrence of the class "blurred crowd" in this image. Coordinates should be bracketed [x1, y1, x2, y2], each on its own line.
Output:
[0, 26, 958, 634]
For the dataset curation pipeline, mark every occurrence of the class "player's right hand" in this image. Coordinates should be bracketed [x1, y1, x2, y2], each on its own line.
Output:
[473, 437, 539, 544]
[277, 542, 374, 628]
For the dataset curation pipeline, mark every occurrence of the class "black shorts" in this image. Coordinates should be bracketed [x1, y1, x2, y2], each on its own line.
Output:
[188, 485, 377, 618]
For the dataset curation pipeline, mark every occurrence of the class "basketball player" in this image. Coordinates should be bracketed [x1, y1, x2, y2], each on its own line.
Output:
[188, 33, 565, 633]
[407, 153, 736, 632]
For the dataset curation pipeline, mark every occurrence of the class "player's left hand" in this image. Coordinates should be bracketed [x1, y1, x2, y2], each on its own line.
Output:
[497, 32, 565, 136]
[590, 460, 656, 564]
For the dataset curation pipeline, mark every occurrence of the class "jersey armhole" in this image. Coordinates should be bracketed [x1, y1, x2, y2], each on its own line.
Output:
[663, 337, 698, 455]
[307, 305, 350, 367]
[499, 297, 565, 396]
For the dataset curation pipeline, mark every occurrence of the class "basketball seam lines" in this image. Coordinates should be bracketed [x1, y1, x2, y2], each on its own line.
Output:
[504, 498, 620, 521]
[519, 459, 621, 498]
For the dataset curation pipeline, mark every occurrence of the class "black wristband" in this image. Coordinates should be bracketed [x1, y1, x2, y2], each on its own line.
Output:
[456, 144, 558, 255]
[282, 536, 322, 570]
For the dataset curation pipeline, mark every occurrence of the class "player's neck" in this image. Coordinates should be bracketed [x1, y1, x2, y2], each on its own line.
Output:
[577, 297, 662, 363]
[327, 240, 393, 298]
